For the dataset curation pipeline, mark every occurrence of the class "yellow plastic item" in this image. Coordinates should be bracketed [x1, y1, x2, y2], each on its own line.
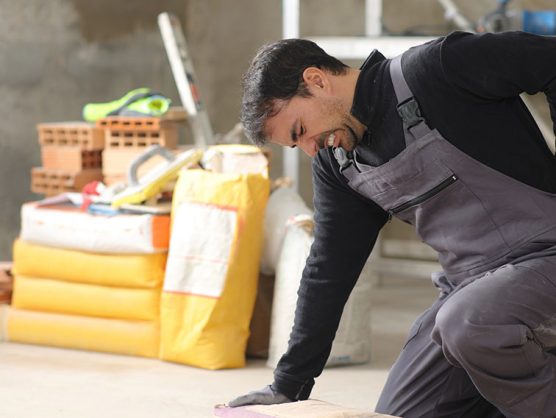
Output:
[13, 239, 166, 288]
[160, 167, 269, 369]
[111, 148, 203, 208]
[7, 307, 159, 358]
[12, 275, 160, 321]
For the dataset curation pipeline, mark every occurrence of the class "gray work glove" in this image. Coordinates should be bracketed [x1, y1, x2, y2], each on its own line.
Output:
[228, 384, 293, 407]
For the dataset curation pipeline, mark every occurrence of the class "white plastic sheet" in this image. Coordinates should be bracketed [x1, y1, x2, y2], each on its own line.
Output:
[267, 215, 374, 368]
[260, 186, 313, 275]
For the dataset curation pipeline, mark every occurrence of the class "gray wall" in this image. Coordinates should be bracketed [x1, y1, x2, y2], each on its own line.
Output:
[0, 0, 553, 259]
[0, 0, 188, 258]
[0, 0, 281, 260]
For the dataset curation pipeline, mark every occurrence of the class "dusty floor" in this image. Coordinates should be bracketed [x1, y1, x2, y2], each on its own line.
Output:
[0, 276, 439, 417]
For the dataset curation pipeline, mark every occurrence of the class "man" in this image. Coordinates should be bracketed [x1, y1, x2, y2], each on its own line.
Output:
[229, 31, 556, 418]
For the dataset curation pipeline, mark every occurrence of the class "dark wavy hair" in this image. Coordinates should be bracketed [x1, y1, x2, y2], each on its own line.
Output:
[241, 39, 348, 146]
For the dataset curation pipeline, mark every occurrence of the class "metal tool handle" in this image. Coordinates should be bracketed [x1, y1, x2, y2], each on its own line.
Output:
[127, 145, 175, 186]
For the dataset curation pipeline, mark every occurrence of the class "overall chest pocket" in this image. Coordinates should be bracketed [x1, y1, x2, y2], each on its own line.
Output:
[359, 158, 457, 211]
[350, 157, 458, 227]
[347, 154, 509, 272]
[389, 167, 509, 273]
[388, 174, 458, 221]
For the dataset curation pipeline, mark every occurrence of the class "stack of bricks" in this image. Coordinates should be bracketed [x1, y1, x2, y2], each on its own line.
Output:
[97, 116, 180, 185]
[32, 122, 104, 196]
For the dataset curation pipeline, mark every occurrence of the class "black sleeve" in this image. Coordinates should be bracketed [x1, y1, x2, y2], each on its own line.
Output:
[272, 150, 388, 400]
[441, 31, 556, 136]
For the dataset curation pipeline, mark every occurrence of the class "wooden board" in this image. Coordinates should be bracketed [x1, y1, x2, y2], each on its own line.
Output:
[214, 400, 398, 418]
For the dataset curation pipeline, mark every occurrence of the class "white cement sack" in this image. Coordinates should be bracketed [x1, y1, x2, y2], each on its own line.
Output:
[267, 215, 374, 369]
[328, 257, 374, 366]
[20, 202, 169, 254]
[260, 186, 312, 275]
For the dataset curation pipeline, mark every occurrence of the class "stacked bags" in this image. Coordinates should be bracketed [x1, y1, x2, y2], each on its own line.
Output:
[8, 144, 270, 370]
[8, 143, 372, 371]
[8, 203, 169, 357]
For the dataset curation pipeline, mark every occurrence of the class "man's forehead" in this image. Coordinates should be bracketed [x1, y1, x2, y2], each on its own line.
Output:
[264, 104, 292, 144]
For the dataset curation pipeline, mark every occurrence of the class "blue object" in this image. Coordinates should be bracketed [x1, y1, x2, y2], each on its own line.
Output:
[523, 10, 556, 35]
[87, 204, 121, 216]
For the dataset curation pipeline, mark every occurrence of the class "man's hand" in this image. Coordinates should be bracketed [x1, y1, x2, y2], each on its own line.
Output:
[228, 385, 292, 407]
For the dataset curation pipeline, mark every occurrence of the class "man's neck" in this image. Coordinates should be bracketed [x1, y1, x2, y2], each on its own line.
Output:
[328, 68, 367, 141]
[331, 68, 360, 104]
[343, 69, 367, 139]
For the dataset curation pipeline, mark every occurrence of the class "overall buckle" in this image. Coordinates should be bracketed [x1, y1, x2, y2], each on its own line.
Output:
[333, 147, 353, 172]
[397, 97, 425, 129]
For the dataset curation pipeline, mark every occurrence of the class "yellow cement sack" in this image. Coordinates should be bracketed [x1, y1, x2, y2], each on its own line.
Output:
[7, 307, 159, 358]
[12, 275, 160, 321]
[13, 239, 166, 288]
[160, 167, 269, 369]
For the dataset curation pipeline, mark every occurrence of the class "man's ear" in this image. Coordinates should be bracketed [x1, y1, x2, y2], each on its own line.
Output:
[302, 67, 330, 95]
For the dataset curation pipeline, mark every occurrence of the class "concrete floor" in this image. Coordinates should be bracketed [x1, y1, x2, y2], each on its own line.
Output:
[0, 276, 439, 418]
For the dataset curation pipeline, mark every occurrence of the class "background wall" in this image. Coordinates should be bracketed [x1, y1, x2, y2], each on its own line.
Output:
[0, 0, 553, 259]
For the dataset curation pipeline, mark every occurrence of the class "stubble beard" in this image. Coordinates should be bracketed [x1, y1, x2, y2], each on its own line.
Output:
[324, 98, 362, 151]
[333, 112, 365, 152]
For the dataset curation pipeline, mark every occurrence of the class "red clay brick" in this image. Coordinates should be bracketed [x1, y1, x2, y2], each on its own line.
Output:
[31, 167, 103, 196]
[102, 147, 190, 184]
[105, 127, 178, 149]
[37, 122, 105, 150]
[41, 146, 102, 172]
[102, 174, 126, 186]
[96, 116, 179, 131]
[163, 107, 187, 122]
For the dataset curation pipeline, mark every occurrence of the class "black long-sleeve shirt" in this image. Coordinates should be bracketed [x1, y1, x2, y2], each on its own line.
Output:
[272, 31, 556, 401]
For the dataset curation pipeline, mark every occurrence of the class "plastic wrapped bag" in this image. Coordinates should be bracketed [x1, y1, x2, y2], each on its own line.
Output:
[267, 215, 374, 368]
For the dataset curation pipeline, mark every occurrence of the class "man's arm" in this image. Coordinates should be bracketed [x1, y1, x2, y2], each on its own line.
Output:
[228, 149, 387, 406]
[271, 149, 388, 400]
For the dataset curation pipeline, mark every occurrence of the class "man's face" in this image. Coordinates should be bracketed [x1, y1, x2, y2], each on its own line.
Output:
[265, 93, 362, 157]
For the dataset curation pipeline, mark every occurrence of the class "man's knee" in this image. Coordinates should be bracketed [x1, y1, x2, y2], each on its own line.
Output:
[433, 293, 529, 370]
[432, 297, 476, 366]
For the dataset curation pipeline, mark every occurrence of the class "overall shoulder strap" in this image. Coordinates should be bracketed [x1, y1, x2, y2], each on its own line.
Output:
[389, 54, 433, 146]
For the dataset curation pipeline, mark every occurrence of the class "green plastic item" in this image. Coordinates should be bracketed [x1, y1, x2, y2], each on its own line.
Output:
[82, 88, 172, 122]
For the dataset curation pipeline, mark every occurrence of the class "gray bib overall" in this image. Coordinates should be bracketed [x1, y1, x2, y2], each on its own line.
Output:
[334, 55, 556, 418]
